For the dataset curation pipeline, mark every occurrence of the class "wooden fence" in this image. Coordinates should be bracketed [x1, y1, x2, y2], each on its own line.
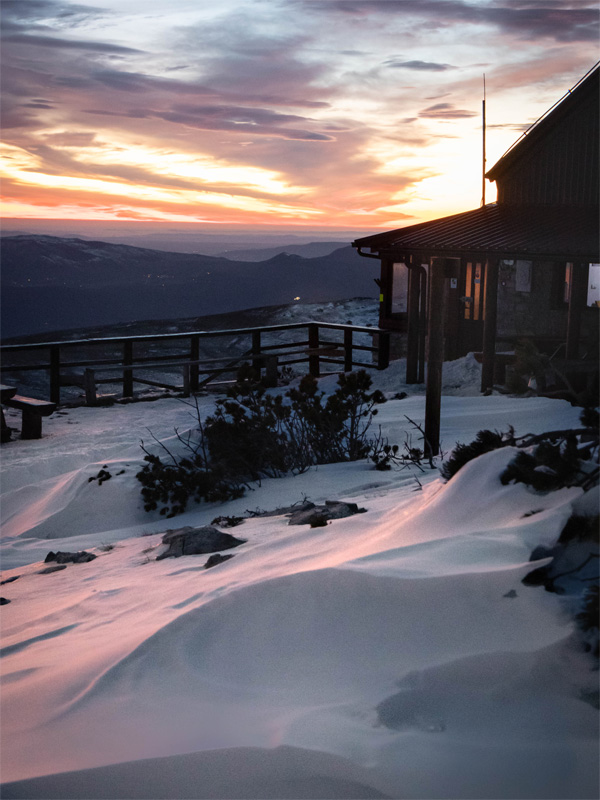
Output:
[1, 321, 390, 404]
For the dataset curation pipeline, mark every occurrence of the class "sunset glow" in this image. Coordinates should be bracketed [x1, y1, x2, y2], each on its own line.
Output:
[1, 0, 598, 233]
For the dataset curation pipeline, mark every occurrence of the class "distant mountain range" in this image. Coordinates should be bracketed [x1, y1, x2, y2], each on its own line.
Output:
[1, 235, 379, 339]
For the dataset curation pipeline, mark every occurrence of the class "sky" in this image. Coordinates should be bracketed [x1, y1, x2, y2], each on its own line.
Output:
[1, 0, 598, 234]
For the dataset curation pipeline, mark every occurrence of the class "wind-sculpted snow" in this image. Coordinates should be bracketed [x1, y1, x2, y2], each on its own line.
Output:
[0, 386, 596, 798]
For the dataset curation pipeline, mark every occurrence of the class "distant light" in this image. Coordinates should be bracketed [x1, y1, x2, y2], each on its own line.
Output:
[294, 296, 300, 300]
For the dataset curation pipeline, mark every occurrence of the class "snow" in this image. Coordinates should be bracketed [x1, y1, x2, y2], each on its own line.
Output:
[1, 360, 597, 799]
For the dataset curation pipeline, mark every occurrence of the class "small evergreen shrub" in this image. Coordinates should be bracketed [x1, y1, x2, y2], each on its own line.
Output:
[137, 369, 387, 517]
[500, 435, 584, 491]
[440, 429, 512, 482]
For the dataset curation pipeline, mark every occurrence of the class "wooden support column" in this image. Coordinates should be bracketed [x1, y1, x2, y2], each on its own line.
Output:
[480, 258, 499, 393]
[424, 258, 446, 458]
[418, 266, 427, 383]
[406, 263, 420, 383]
[566, 262, 589, 360]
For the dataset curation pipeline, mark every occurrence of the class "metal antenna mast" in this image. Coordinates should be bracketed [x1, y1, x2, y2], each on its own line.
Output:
[481, 73, 486, 207]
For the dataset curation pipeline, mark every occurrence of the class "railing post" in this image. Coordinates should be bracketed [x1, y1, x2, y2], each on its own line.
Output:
[263, 355, 278, 388]
[308, 323, 320, 377]
[377, 331, 390, 370]
[189, 335, 200, 392]
[344, 328, 353, 372]
[84, 369, 97, 405]
[182, 364, 191, 397]
[49, 345, 60, 404]
[252, 330, 262, 377]
[123, 340, 133, 398]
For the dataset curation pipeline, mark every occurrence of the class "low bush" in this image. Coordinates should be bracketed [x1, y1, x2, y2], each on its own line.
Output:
[440, 429, 514, 481]
[137, 368, 387, 517]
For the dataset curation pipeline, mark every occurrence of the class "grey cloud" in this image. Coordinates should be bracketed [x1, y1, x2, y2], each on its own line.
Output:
[2, 33, 143, 54]
[0, 0, 108, 33]
[419, 102, 478, 118]
[153, 110, 335, 141]
[385, 59, 454, 71]
[21, 101, 55, 109]
[301, 0, 599, 43]
[81, 103, 335, 141]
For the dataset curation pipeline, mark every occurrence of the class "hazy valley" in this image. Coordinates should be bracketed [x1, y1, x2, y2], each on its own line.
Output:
[1, 235, 379, 340]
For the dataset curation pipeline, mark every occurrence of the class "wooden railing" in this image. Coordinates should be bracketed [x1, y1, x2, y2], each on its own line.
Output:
[1, 322, 390, 404]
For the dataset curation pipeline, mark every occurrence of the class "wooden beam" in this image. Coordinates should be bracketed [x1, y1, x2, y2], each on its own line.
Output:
[566, 262, 589, 360]
[424, 258, 446, 457]
[480, 258, 499, 392]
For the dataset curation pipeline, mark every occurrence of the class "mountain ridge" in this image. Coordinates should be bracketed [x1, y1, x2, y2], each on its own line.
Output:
[1, 235, 379, 338]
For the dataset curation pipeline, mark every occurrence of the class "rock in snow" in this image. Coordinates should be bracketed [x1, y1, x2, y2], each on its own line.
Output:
[156, 526, 246, 560]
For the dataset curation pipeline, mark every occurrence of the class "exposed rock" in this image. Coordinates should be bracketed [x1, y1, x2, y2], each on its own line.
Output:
[156, 526, 246, 560]
[287, 500, 367, 526]
[37, 564, 68, 574]
[211, 515, 245, 528]
[503, 589, 518, 598]
[204, 553, 235, 569]
[0, 597, 11, 605]
[45, 551, 97, 564]
[0, 575, 20, 585]
[250, 501, 315, 518]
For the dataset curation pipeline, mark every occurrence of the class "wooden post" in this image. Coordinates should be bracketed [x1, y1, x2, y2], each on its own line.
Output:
[424, 258, 446, 458]
[406, 264, 420, 383]
[565, 262, 589, 360]
[418, 266, 427, 383]
[344, 328, 353, 372]
[182, 364, 191, 397]
[480, 259, 499, 393]
[123, 340, 133, 398]
[308, 324, 320, 377]
[252, 330, 262, 377]
[377, 330, 390, 370]
[49, 345, 60, 404]
[84, 369, 97, 405]
[189, 335, 200, 392]
[263, 355, 278, 388]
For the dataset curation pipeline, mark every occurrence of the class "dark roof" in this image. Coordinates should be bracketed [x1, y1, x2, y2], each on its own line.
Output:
[486, 64, 599, 182]
[352, 203, 599, 261]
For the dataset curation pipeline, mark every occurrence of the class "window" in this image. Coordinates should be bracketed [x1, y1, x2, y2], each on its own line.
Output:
[515, 260, 532, 293]
[588, 264, 600, 307]
[391, 262, 408, 314]
[564, 262, 573, 304]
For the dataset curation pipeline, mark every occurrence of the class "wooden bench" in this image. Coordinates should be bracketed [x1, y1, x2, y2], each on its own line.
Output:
[3, 394, 57, 439]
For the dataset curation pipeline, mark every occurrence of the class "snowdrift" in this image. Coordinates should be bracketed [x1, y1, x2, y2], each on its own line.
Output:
[1, 378, 597, 799]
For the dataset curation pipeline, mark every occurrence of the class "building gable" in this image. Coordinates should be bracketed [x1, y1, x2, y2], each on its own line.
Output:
[486, 65, 599, 206]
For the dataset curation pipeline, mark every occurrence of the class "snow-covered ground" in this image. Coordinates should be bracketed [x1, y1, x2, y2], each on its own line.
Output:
[1, 357, 598, 799]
